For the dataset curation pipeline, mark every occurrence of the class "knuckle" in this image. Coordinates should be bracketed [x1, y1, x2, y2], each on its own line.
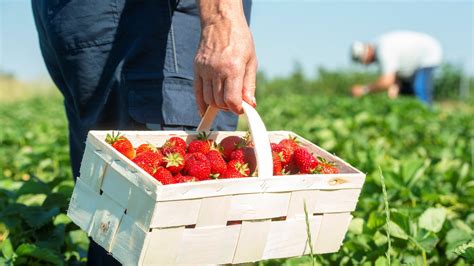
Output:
[221, 60, 242, 76]
[224, 97, 239, 109]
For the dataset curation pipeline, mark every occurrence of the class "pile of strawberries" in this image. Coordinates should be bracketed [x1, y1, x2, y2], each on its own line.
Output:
[105, 132, 338, 185]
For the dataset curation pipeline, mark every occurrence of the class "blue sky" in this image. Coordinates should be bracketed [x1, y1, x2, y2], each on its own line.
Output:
[1, 0, 473, 81]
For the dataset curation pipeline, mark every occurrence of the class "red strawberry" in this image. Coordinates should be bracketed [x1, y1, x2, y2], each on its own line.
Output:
[163, 152, 185, 174]
[283, 160, 299, 175]
[229, 149, 244, 162]
[271, 143, 292, 167]
[293, 147, 318, 174]
[206, 150, 227, 178]
[135, 162, 156, 176]
[183, 152, 211, 181]
[152, 167, 175, 185]
[227, 159, 250, 177]
[174, 172, 197, 183]
[219, 136, 245, 160]
[136, 143, 158, 156]
[162, 146, 186, 157]
[279, 136, 299, 154]
[163, 136, 187, 151]
[187, 132, 213, 154]
[229, 147, 256, 174]
[105, 132, 136, 159]
[222, 169, 245, 179]
[316, 157, 339, 174]
[270, 143, 279, 150]
[132, 150, 164, 171]
[272, 151, 283, 175]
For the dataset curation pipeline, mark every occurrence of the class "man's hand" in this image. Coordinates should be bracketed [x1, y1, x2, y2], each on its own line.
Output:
[351, 85, 368, 98]
[194, 0, 257, 115]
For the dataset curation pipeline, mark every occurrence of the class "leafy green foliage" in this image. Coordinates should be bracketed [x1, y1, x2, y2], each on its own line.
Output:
[0, 98, 88, 265]
[256, 93, 473, 265]
[1, 70, 473, 265]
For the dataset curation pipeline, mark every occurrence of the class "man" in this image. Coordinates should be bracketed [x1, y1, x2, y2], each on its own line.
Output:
[32, 0, 256, 264]
[351, 31, 442, 104]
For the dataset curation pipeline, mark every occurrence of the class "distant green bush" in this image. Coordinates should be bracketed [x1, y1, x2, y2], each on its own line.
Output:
[257, 63, 473, 101]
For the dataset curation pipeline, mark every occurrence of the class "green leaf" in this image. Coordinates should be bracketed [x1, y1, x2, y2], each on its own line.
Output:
[19, 207, 59, 228]
[53, 213, 71, 226]
[446, 228, 472, 245]
[414, 232, 439, 252]
[402, 158, 424, 184]
[367, 212, 385, 230]
[375, 256, 389, 266]
[15, 243, 64, 266]
[373, 230, 388, 246]
[16, 179, 50, 196]
[388, 221, 408, 240]
[418, 207, 446, 233]
[1, 238, 14, 259]
[42, 193, 69, 210]
[66, 230, 90, 253]
[16, 193, 47, 206]
[349, 218, 364, 235]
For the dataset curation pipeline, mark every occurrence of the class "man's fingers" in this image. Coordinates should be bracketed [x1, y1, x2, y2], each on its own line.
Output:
[194, 76, 207, 116]
[223, 76, 244, 114]
[242, 56, 257, 108]
[203, 78, 215, 106]
[212, 78, 226, 108]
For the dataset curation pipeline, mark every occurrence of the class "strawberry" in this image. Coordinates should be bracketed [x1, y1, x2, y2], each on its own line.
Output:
[293, 147, 318, 174]
[163, 152, 185, 174]
[183, 152, 211, 181]
[279, 136, 299, 154]
[206, 150, 227, 178]
[229, 149, 244, 162]
[152, 167, 175, 185]
[272, 151, 283, 175]
[229, 147, 256, 174]
[163, 136, 187, 151]
[316, 157, 339, 174]
[283, 160, 299, 175]
[219, 136, 245, 160]
[132, 150, 164, 171]
[222, 169, 245, 179]
[162, 145, 186, 157]
[187, 132, 212, 154]
[227, 159, 250, 177]
[135, 161, 156, 176]
[271, 143, 292, 167]
[136, 143, 158, 156]
[105, 132, 136, 159]
[270, 143, 279, 150]
[174, 172, 197, 183]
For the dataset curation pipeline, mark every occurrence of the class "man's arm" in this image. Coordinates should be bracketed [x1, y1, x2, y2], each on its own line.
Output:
[194, 0, 257, 115]
[352, 73, 396, 97]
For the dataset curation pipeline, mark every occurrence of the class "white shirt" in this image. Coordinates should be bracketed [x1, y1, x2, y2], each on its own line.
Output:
[375, 31, 442, 78]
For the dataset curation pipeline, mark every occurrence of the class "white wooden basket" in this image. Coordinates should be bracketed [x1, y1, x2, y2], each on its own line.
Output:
[67, 103, 366, 265]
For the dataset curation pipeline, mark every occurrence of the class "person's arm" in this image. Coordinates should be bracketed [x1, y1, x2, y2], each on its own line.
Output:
[194, 0, 257, 115]
[352, 73, 396, 97]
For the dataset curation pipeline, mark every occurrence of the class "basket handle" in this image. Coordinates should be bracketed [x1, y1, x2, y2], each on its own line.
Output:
[197, 103, 273, 178]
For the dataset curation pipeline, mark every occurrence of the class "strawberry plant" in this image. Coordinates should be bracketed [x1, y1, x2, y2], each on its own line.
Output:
[1, 84, 473, 265]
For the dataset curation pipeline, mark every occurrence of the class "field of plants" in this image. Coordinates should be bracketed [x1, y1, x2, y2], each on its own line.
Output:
[0, 69, 473, 265]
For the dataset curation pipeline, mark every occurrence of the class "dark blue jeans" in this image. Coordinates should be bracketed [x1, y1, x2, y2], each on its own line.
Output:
[32, 0, 252, 265]
[399, 67, 435, 105]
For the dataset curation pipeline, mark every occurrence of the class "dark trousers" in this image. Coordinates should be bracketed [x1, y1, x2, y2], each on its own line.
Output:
[32, 0, 252, 265]
[398, 67, 435, 105]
